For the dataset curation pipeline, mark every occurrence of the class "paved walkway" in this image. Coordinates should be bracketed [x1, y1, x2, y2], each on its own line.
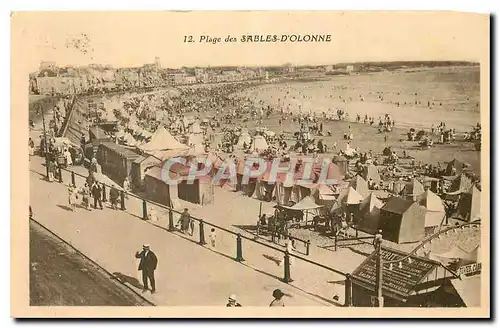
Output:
[30, 158, 337, 306]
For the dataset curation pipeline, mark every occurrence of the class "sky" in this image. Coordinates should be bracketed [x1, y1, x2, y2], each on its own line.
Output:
[11, 11, 489, 72]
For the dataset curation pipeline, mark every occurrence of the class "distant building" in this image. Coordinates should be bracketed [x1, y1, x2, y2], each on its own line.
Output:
[39, 61, 56, 71]
[154, 57, 161, 70]
[346, 65, 355, 74]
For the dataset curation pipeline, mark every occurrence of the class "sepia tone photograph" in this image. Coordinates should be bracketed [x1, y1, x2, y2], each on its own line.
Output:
[11, 11, 490, 318]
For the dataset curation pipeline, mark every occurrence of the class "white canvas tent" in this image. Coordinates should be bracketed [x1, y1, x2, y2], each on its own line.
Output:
[139, 127, 189, 156]
[236, 132, 252, 149]
[338, 186, 363, 206]
[417, 189, 446, 227]
[362, 164, 381, 183]
[358, 192, 383, 233]
[249, 135, 269, 152]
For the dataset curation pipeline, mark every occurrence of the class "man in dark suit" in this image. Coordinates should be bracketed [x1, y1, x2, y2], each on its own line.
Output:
[91, 182, 103, 210]
[135, 244, 158, 294]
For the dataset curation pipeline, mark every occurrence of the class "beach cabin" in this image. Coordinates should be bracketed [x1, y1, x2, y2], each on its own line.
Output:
[400, 179, 425, 201]
[452, 186, 481, 222]
[178, 177, 214, 205]
[448, 174, 474, 194]
[144, 165, 177, 206]
[97, 142, 141, 186]
[130, 155, 161, 189]
[89, 126, 111, 145]
[333, 155, 349, 176]
[379, 197, 426, 244]
[357, 193, 384, 234]
[417, 189, 446, 227]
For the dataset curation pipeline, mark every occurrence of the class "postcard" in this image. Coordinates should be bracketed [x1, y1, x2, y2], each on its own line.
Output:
[11, 11, 490, 318]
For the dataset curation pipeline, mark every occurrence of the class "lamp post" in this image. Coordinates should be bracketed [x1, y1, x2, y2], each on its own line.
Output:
[36, 104, 50, 178]
[373, 229, 384, 307]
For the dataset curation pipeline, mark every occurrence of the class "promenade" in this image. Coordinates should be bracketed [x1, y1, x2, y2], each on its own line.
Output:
[30, 157, 339, 306]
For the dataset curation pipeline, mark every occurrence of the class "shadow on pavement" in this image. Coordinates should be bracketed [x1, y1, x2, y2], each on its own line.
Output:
[262, 254, 281, 266]
[57, 204, 74, 212]
[112, 272, 143, 290]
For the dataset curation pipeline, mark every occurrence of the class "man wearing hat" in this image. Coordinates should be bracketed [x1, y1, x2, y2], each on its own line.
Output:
[226, 294, 242, 307]
[269, 289, 285, 307]
[135, 244, 158, 294]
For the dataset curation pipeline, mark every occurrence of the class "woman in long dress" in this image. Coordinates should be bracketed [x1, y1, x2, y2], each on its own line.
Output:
[64, 148, 73, 166]
[68, 185, 77, 212]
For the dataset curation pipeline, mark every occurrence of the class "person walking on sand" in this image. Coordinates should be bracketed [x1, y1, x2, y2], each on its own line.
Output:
[270, 289, 285, 307]
[135, 244, 158, 294]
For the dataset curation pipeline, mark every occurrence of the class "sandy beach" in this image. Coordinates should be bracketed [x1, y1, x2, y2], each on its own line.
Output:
[236, 66, 480, 132]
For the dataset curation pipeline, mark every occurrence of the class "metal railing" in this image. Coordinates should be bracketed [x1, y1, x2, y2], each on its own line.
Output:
[51, 165, 352, 306]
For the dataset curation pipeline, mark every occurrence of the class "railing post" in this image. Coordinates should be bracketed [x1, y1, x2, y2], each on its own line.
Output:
[344, 273, 353, 307]
[29, 206, 33, 220]
[199, 219, 206, 245]
[236, 233, 244, 262]
[168, 208, 174, 231]
[142, 199, 148, 220]
[306, 239, 311, 256]
[282, 251, 293, 283]
[334, 233, 338, 251]
[120, 191, 126, 210]
[355, 226, 359, 239]
[102, 184, 107, 202]
[58, 166, 63, 183]
[71, 171, 76, 187]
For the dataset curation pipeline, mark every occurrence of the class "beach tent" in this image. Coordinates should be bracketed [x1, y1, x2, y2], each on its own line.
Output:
[417, 189, 446, 227]
[445, 159, 469, 176]
[281, 196, 323, 211]
[140, 127, 189, 155]
[379, 197, 426, 244]
[316, 184, 337, 201]
[448, 174, 474, 194]
[400, 179, 425, 201]
[280, 196, 323, 222]
[392, 180, 406, 195]
[249, 135, 269, 152]
[236, 132, 252, 149]
[362, 164, 381, 183]
[338, 186, 363, 206]
[357, 192, 384, 234]
[349, 175, 369, 198]
[452, 185, 481, 222]
[333, 154, 349, 176]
